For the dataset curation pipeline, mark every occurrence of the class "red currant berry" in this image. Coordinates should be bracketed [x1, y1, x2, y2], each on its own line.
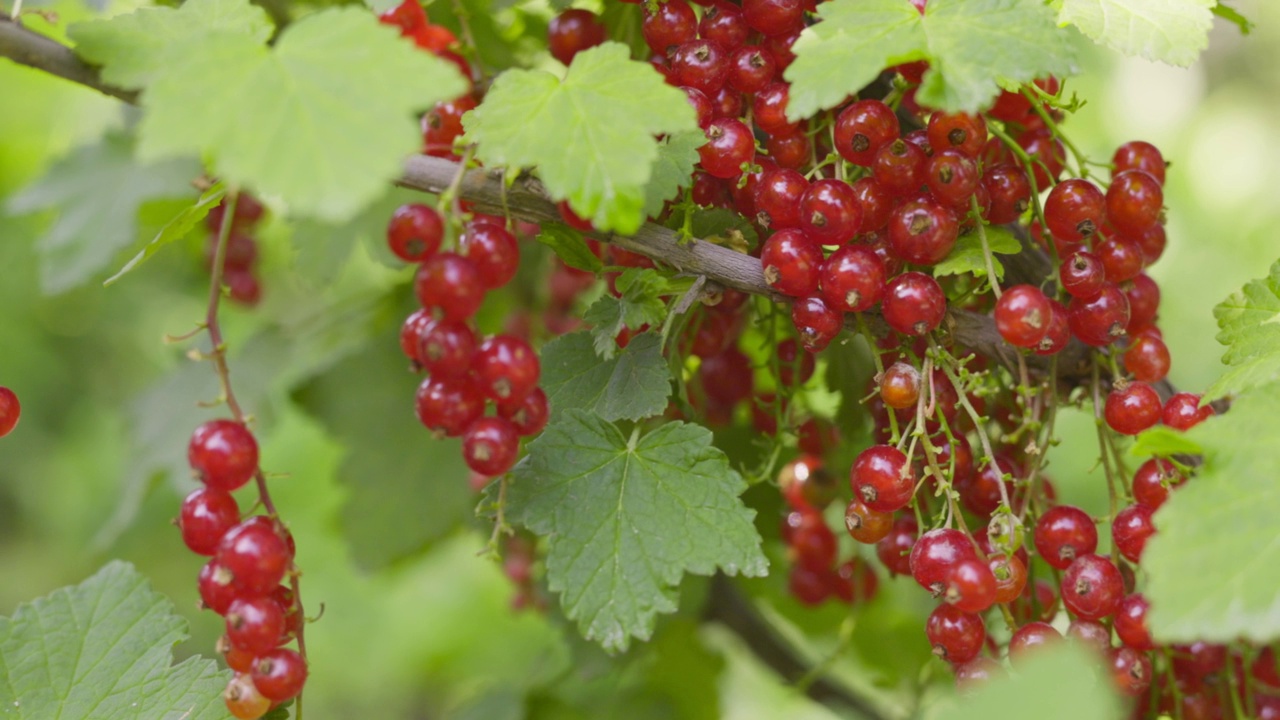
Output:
[226, 596, 285, 656]
[876, 515, 918, 576]
[416, 318, 475, 380]
[700, 4, 749, 51]
[926, 604, 985, 663]
[788, 510, 838, 572]
[982, 164, 1031, 225]
[548, 9, 606, 65]
[1113, 141, 1166, 185]
[927, 112, 987, 158]
[642, 0, 696, 55]
[799, 179, 862, 243]
[887, 198, 959, 266]
[1009, 622, 1061, 662]
[1106, 170, 1163, 236]
[1061, 554, 1124, 620]
[1059, 250, 1105, 300]
[953, 656, 1001, 689]
[1123, 273, 1160, 332]
[498, 386, 550, 437]
[1096, 236, 1144, 283]
[994, 284, 1052, 348]
[414, 252, 485, 321]
[219, 634, 255, 673]
[819, 244, 886, 313]
[844, 499, 893, 544]
[755, 167, 809, 229]
[189, 420, 259, 492]
[989, 553, 1028, 604]
[198, 561, 238, 615]
[672, 40, 730, 94]
[399, 309, 433, 365]
[873, 139, 927, 196]
[1034, 505, 1098, 570]
[415, 376, 485, 436]
[251, 648, 308, 702]
[1112, 503, 1155, 563]
[0, 387, 18, 438]
[776, 338, 816, 386]
[760, 27, 799, 68]
[422, 96, 477, 158]
[474, 335, 540, 403]
[879, 362, 921, 410]
[761, 228, 823, 297]
[851, 177, 894, 232]
[851, 444, 915, 513]
[1123, 333, 1170, 383]
[961, 454, 1015, 518]
[791, 295, 842, 352]
[216, 516, 292, 597]
[741, 0, 804, 36]
[462, 417, 520, 476]
[1163, 392, 1213, 431]
[1105, 381, 1161, 435]
[924, 149, 980, 210]
[386, 204, 444, 263]
[179, 487, 241, 556]
[910, 527, 979, 596]
[788, 564, 831, 606]
[833, 99, 899, 167]
[766, 130, 809, 169]
[1033, 299, 1070, 356]
[753, 82, 798, 135]
[224, 673, 271, 720]
[728, 46, 777, 94]
[944, 558, 998, 613]
[1065, 619, 1111, 656]
[1044, 179, 1105, 244]
[1111, 647, 1153, 696]
[1068, 283, 1130, 346]
[461, 221, 519, 290]
[1114, 593, 1154, 650]
[881, 272, 946, 336]
[698, 118, 755, 179]
[1016, 129, 1066, 188]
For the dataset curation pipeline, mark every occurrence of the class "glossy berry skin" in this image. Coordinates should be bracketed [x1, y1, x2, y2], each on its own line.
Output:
[224, 673, 271, 720]
[1132, 458, 1181, 510]
[416, 318, 475, 380]
[1123, 333, 1170, 383]
[788, 511, 837, 572]
[1061, 554, 1124, 621]
[422, 96, 477, 158]
[548, 9, 606, 65]
[728, 46, 776, 93]
[462, 417, 520, 476]
[414, 253, 484, 321]
[1033, 505, 1098, 570]
[189, 420, 259, 492]
[1114, 594, 1154, 650]
[876, 515, 918, 576]
[179, 488, 241, 556]
[787, 564, 830, 606]
[672, 40, 730, 94]
[755, 167, 809, 229]
[386, 204, 444, 263]
[983, 164, 1031, 225]
[1113, 140, 1166, 185]
[698, 118, 755, 179]
[844, 499, 893, 544]
[819, 244, 886, 313]
[953, 656, 1001, 689]
[1163, 392, 1214, 431]
[791, 296, 842, 352]
[909, 528, 978, 596]
[1111, 503, 1155, 563]
[0, 387, 19, 438]
[1066, 619, 1111, 657]
[1111, 647, 1153, 696]
[1106, 170, 1163, 236]
[1105, 381, 1161, 435]
[1096, 237, 1144, 283]
[851, 177, 893, 232]
[1043, 179, 1104, 245]
[198, 561, 238, 615]
[1059, 251, 1105, 300]
[217, 517, 292, 598]
[1123, 273, 1160, 331]
[833, 100, 899, 166]
[960, 456, 1013, 518]
[994, 284, 1052, 348]
[944, 558, 998, 613]
[394, 310, 424, 361]
[741, 0, 804, 36]
[927, 112, 987, 158]
[461, 221, 519, 289]
[226, 596, 285, 655]
[498, 387, 550, 437]
[700, 5, 749, 52]
[926, 604, 985, 663]
[881, 272, 946, 336]
[752, 82, 797, 136]
[642, 0, 696, 55]
[766, 130, 809, 169]
[1016, 129, 1066, 188]
[851, 444, 915, 513]
[879, 362, 921, 410]
[1068, 283, 1130, 346]
[1033, 299, 1070, 356]
[415, 376, 485, 436]
[873, 139, 927, 196]
[924, 150, 979, 210]
[251, 648, 308, 702]
[761, 229, 824, 297]
[888, 199, 959, 266]
[989, 553, 1028, 604]
[1008, 622, 1061, 661]
[474, 335, 540, 403]
[799, 179, 862, 243]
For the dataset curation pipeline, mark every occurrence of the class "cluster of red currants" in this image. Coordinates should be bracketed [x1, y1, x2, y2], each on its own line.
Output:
[177, 420, 306, 719]
[0, 386, 19, 438]
[206, 194, 266, 307]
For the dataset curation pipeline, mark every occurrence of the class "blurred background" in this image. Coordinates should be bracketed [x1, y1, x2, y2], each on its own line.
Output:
[0, 1, 1276, 718]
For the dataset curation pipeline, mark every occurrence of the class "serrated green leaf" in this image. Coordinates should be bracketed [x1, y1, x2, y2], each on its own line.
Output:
[541, 331, 672, 421]
[6, 132, 199, 294]
[1204, 258, 1280, 401]
[931, 645, 1121, 720]
[507, 410, 767, 651]
[465, 43, 698, 234]
[69, 0, 273, 88]
[105, 182, 225, 287]
[1128, 424, 1203, 460]
[1143, 382, 1280, 643]
[672, 207, 760, 247]
[1058, 0, 1213, 67]
[786, 0, 1076, 118]
[642, 131, 705, 219]
[0, 561, 230, 720]
[137, 7, 467, 222]
[583, 269, 672, 359]
[537, 222, 603, 273]
[932, 225, 1021, 280]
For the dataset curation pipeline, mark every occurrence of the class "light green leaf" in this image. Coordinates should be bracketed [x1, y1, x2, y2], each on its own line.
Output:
[583, 269, 672, 359]
[69, 0, 273, 88]
[507, 410, 767, 651]
[0, 561, 229, 720]
[465, 42, 698, 234]
[931, 645, 1121, 720]
[138, 7, 467, 222]
[786, 0, 1076, 118]
[643, 131, 705, 219]
[1143, 382, 1280, 643]
[537, 222, 603, 273]
[1058, 0, 1213, 67]
[540, 331, 672, 422]
[6, 131, 200, 294]
[290, 185, 422, 285]
[1129, 424, 1202, 460]
[1204, 258, 1280, 401]
[105, 182, 225, 287]
[686, 208, 759, 246]
[932, 225, 1021, 280]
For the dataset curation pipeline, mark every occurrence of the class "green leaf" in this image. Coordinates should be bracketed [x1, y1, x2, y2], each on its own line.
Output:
[540, 331, 672, 422]
[6, 131, 200, 294]
[465, 43, 698, 234]
[1143, 382, 1280, 643]
[1057, 0, 1213, 67]
[0, 561, 229, 719]
[1213, 2, 1254, 35]
[583, 269, 672, 359]
[1128, 424, 1203, 460]
[137, 7, 467, 222]
[290, 185, 421, 285]
[931, 645, 1121, 720]
[537, 222, 603, 273]
[932, 225, 1021, 280]
[507, 410, 767, 651]
[785, 0, 1077, 118]
[69, 0, 273, 88]
[668, 207, 760, 247]
[105, 182, 225, 287]
[1204, 258, 1280, 401]
[642, 131, 705, 219]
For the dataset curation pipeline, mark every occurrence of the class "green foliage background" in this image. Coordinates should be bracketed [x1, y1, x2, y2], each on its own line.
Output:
[0, 0, 1277, 717]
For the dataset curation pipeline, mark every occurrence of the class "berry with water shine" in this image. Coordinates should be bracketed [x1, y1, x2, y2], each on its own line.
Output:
[189, 420, 259, 492]
[179, 487, 241, 556]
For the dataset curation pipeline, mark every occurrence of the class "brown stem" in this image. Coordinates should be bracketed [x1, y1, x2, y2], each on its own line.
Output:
[0, 17, 138, 102]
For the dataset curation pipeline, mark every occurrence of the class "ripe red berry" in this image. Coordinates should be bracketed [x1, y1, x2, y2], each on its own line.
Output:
[1123, 273, 1161, 332]
[819, 244, 886, 313]
[944, 558, 998, 613]
[400, 308, 433, 364]
[415, 252, 485, 321]
[1106, 170, 1163, 236]
[417, 318, 476, 380]
[1033, 299, 1070, 356]
[909, 527, 978, 596]
[1061, 554, 1124, 620]
[224, 672, 271, 720]
[415, 376, 485, 436]
[994, 284, 1052, 348]
[1113, 141, 1166, 185]
[1112, 503, 1155, 563]
[498, 386, 550, 437]
[198, 561, 238, 615]
[700, 4, 749, 52]
[754, 167, 809, 228]
[791, 295, 842, 352]
[642, 0, 696, 55]
[1068, 283, 1130, 346]
[1044, 179, 1105, 245]
[881, 272, 946, 336]
[217, 516, 293, 597]
[844, 499, 893, 544]
[672, 40, 731, 94]
[461, 221, 519, 289]
[422, 96, 477, 158]
[761, 228, 823, 297]
[179, 487, 241, 556]
[1059, 250, 1106, 300]
[833, 99, 899, 167]
[1114, 594, 1154, 650]
[873, 139, 927, 196]
[850, 177, 894, 232]
[189, 420, 259, 492]
[462, 417, 520, 476]
[1105, 381, 1161, 435]
[879, 362, 921, 410]
[0, 386, 19, 438]
[926, 604, 985, 663]
[798, 179, 862, 243]
[876, 515, 917, 576]
[982, 164, 1031, 225]
[728, 46, 776, 94]
[788, 510, 838, 572]
[766, 130, 809, 169]
[251, 648, 308, 702]
[547, 9, 606, 65]
[1016, 129, 1066, 188]
[226, 596, 285, 655]
[741, 0, 804, 36]
[989, 553, 1028, 605]
[474, 335, 540, 403]
[1008, 622, 1061, 662]
[1034, 505, 1098, 570]
[1163, 392, 1214, 431]
[386, 204, 444, 263]
[961, 455, 1014, 517]
[1096, 236, 1144, 283]
[850, 444, 915, 512]
[753, 82, 798, 135]
[924, 149, 980, 210]
[887, 199, 959, 266]
[1123, 333, 1170, 383]
[698, 118, 755, 179]
[927, 112, 987, 158]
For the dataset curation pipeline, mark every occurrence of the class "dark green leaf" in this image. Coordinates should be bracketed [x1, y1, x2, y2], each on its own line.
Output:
[583, 269, 672, 359]
[537, 222, 603, 273]
[642, 131, 704, 219]
[540, 331, 672, 422]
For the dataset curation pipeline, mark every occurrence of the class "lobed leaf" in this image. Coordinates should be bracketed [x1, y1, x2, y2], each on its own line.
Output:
[1057, 0, 1214, 67]
[540, 331, 672, 422]
[1204, 257, 1280, 400]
